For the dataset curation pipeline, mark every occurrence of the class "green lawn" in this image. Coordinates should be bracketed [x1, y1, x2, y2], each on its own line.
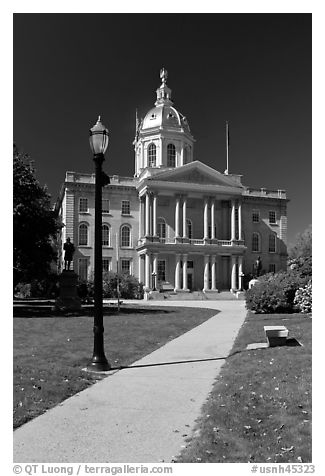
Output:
[176, 312, 312, 463]
[13, 305, 217, 429]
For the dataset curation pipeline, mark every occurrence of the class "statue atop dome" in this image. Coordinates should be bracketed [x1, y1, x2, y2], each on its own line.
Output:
[160, 68, 168, 85]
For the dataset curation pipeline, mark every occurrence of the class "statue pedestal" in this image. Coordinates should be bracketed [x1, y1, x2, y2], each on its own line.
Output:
[54, 271, 82, 312]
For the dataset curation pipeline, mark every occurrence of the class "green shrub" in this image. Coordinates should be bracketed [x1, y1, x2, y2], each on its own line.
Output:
[119, 273, 144, 299]
[14, 282, 32, 298]
[245, 271, 308, 313]
[77, 272, 143, 301]
[294, 281, 312, 313]
[14, 275, 59, 299]
[77, 279, 94, 301]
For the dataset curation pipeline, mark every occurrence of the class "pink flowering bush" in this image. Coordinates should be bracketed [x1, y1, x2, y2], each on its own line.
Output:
[294, 281, 312, 313]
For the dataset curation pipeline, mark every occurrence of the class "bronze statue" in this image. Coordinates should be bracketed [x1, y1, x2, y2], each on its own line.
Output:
[255, 256, 262, 277]
[63, 237, 75, 271]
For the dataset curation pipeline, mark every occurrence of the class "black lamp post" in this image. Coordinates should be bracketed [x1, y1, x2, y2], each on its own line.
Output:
[87, 116, 111, 372]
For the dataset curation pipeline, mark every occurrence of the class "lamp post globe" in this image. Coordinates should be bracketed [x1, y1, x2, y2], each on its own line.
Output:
[87, 116, 111, 372]
[89, 115, 109, 156]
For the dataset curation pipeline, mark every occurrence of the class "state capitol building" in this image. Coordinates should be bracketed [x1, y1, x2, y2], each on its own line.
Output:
[56, 69, 288, 295]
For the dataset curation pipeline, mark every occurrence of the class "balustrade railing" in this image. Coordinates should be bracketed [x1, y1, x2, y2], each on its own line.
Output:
[137, 237, 245, 246]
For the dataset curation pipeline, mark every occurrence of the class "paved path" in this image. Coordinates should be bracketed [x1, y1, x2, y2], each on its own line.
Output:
[14, 300, 247, 463]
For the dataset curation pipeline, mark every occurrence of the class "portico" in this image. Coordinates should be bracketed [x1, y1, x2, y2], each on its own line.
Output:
[136, 161, 246, 292]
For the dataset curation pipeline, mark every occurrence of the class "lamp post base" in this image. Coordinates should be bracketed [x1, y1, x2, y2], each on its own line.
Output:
[86, 358, 111, 372]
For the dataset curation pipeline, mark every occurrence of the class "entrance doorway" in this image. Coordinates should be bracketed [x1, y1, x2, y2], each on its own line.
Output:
[220, 256, 231, 290]
[187, 273, 193, 291]
[180, 260, 194, 291]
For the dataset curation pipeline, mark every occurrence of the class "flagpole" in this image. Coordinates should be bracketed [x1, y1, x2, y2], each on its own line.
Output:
[225, 120, 229, 175]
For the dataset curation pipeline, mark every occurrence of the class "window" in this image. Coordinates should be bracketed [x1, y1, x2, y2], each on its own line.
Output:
[269, 263, 276, 273]
[148, 143, 156, 167]
[269, 234, 276, 253]
[78, 223, 88, 246]
[235, 207, 239, 239]
[102, 224, 110, 247]
[102, 258, 111, 273]
[187, 219, 193, 239]
[121, 225, 131, 247]
[121, 200, 130, 215]
[167, 143, 176, 167]
[121, 259, 131, 274]
[252, 210, 260, 223]
[158, 260, 166, 282]
[79, 198, 88, 213]
[252, 232, 260, 252]
[269, 210, 276, 224]
[157, 218, 166, 242]
[78, 258, 88, 281]
[183, 146, 190, 165]
[102, 199, 110, 214]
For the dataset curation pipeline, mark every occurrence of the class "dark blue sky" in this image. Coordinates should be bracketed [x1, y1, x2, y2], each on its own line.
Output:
[13, 13, 311, 246]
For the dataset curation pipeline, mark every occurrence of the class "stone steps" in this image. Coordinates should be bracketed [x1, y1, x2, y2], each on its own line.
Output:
[149, 290, 245, 301]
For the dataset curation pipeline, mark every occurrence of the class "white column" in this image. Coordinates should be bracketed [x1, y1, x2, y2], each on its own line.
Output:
[238, 255, 243, 291]
[203, 255, 210, 291]
[174, 254, 181, 291]
[153, 253, 158, 274]
[231, 199, 236, 241]
[153, 253, 158, 290]
[175, 196, 180, 239]
[182, 196, 187, 238]
[211, 199, 215, 239]
[153, 193, 157, 236]
[231, 255, 237, 292]
[139, 198, 143, 239]
[204, 198, 209, 240]
[141, 143, 144, 169]
[149, 194, 153, 236]
[238, 201, 242, 240]
[182, 254, 188, 291]
[145, 192, 150, 236]
[211, 255, 217, 290]
[145, 253, 150, 288]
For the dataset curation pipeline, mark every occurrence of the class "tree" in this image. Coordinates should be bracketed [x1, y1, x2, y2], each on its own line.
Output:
[288, 225, 312, 259]
[288, 225, 312, 278]
[13, 144, 61, 286]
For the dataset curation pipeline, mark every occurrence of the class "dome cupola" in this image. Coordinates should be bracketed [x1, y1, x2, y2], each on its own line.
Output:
[134, 69, 195, 177]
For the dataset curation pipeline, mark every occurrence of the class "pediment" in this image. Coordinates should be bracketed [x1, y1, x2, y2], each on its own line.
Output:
[147, 161, 243, 188]
[164, 169, 224, 185]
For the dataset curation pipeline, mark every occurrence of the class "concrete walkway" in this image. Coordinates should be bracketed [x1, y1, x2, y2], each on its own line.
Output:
[14, 300, 247, 463]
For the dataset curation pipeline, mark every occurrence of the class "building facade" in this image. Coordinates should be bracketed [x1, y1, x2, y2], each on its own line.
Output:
[56, 69, 288, 293]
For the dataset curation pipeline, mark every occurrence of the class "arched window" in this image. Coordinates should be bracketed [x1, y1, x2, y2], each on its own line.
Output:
[269, 234, 276, 253]
[167, 143, 176, 167]
[252, 232, 260, 252]
[78, 223, 88, 246]
[157, 218, 166, 242]
[102, 224, 110, 247]
[148, 143, 156, 167]
[121, 225, 131, 248]
[186, 219, 193, 239]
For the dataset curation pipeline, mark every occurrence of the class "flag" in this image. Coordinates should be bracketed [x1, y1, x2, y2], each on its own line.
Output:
[226, 121, 230, 147]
